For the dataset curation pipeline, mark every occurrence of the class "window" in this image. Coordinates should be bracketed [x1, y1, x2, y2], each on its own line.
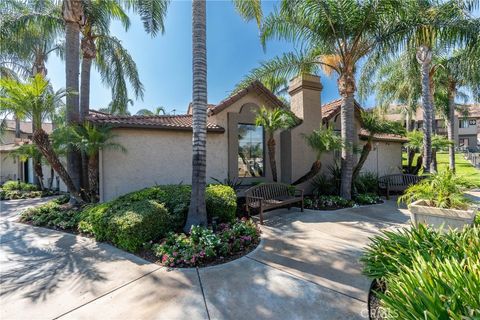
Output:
[459, 119, 469, 128]
[238, 124, 264, 177]
[469, 119, 477, 126]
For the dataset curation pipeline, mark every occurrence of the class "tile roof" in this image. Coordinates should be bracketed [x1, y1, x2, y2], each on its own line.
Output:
[4, 120, 53, 134]
[321, 98, 363, 121]
[359, 128, 408, 142]
[87, 114, 225, 133]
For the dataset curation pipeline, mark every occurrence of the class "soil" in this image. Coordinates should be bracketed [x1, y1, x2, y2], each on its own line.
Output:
[368, 279, 386, 320]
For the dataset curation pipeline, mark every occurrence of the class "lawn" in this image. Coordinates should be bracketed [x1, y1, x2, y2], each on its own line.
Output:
[403, 151, 480, 187]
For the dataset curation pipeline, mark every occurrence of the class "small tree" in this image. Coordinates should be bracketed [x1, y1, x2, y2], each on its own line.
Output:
[352, 111, 405, 182]
[293, 125, 342, 185]
[9, 143, 45, 190]
[255, 107, 297, 182]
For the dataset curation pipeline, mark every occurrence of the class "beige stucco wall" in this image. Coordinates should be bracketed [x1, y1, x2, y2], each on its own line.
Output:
[100, 128, 227, 201]
[0, 152, 20, 183]
[360, 140, 403, 176]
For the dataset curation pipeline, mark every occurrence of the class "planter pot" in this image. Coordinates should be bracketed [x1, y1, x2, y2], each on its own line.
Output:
[409, 200, 477, 230]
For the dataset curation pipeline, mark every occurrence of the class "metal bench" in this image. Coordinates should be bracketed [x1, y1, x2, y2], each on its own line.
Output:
[378, 174, 423, 200]
[245, 183, 304, 224]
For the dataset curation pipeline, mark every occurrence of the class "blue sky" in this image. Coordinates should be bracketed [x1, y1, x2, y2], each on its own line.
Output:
[46, 1, 366, 115]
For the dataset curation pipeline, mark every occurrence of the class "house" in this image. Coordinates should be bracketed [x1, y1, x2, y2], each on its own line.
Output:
[89, 74, 406, 202]
[384, 104, 480, 148]
[0, 120, 65, 190]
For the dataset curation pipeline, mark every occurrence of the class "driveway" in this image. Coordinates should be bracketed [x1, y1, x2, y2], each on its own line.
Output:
[0, 198, 410, 320]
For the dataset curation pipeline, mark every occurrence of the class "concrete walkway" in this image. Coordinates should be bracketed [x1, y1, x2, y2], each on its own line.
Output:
[0, 197, 411, 320]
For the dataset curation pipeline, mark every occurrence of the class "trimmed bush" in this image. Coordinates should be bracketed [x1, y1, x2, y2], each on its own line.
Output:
[354, 193, 381, 205]
[2, 180, 38, 191]
[105, 200, 171, 252]
[20, 201, 81, 230]
[206, 184, 237, 222]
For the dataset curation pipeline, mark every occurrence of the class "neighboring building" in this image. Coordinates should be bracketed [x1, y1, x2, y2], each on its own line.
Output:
[89, 75, 406, 202]
[384, 104, 480, 148]
[0, 120, 65, 190]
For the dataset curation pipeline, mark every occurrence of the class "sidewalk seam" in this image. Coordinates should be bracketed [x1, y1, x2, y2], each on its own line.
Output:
[53, 266, 163, 319]
[246, 256, 366, 303]
[196, 267, 211, 320]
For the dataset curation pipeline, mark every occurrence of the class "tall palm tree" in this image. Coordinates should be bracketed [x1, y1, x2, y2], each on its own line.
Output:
[239, 0, 411, 200]
[185, 0, 263, 231]
[0, 75, 83, 202]
[255, 107, 297, 182]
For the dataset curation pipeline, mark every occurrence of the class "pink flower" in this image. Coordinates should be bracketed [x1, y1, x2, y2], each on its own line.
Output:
[173, 252, 178, 257]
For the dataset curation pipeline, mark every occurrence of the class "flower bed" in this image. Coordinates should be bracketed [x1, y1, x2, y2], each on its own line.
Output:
[152, 219, 260, 268]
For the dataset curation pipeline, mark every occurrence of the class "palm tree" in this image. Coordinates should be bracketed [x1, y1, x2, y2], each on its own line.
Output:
[136, 106, 166, 115]
[8, 143, 45, 190]
[55, 123, 126, 202]
[255, 107, 296, 182]
[352, 111, 405, 183]
[293, 125, 342, 185]
[241, 0, 412, 200]
[0, 75, 83, 202]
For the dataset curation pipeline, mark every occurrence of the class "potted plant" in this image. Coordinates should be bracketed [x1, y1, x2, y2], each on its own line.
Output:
[398, 169, 477, 230]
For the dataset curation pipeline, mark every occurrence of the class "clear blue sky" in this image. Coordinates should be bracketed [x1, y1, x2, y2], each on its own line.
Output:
[46, 1, 370, 115]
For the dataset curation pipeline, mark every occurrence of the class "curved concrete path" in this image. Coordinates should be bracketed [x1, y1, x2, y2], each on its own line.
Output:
[0, 198, 410, 320]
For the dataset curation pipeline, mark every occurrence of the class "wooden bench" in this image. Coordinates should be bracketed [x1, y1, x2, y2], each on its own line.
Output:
[245, 183, 304, 225]
[378, 174, 423, 200]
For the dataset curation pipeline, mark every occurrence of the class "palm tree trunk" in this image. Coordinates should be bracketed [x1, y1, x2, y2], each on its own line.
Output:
[429, 74, 437, 173]
[64, 1, 83, 194]
[267, 135, 278, 182]
[32, 128, 83, 203]
[416, 46, 432, 174]
[413, 153, 423, 175]
[185, 0, 208, 232]
[405, 112, 415, 172]
[80, 37, 95, 193]
[33, 155, 45, 191]
[447, 79, 456, 172]
[292, 160, 321, 185]
[48, 167, 54, 190]
[88, 152, 99, 202]
[352, 140, 372, 184]
[14, 116, 20, 138]
[338, 72, 355, 200]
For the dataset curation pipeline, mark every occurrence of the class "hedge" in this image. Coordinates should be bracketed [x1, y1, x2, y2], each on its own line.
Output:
[205, 185, 237, 222]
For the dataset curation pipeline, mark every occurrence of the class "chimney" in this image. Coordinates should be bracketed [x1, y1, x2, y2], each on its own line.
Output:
[288, 74, 323, 123]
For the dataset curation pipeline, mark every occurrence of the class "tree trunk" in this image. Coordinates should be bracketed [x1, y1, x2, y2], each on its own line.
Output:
[429, 73, 437, 173]
[64, 1, 83, 194]
[416, 45, 432, 173]
[32, 128, 83, 203]
[413, 153, 423, 175]
[88, 152, 99, 202]
[14, 116, 21, 138]
[80, 36, 95, 193]
[185, 0, 208, 232]
[352, 140, 372, 185]
[338, 71, 356, 200]
[405, 112, 415, 172]
[267, 135, 278, 182]
[48, 167, 54, 190]
[447, 79, 456, 172]
[292, 160, 321, 185]
[33, 158, 45, 190]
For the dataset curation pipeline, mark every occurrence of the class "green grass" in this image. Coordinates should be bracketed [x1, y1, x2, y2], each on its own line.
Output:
[403, 151, 480, 187]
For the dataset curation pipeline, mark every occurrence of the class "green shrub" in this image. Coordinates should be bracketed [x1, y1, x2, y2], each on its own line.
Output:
[354, 193, 381, 205]
[398, 168, 472, 209]
[2, 180, 38, 191]
[206, 185, 237, 222]
[1, 190, 43, 200]
[475, 213, 480, 226]
[311, 174, 336, 196]
[103, 200, 171, 252]
[306, 195, 354, 209]
[353, 172, 378, 194]
[78, 202, 111, 237]
[379, 254, 480, 319]
[153, 219, 260, 267]
[19, 201, 81, 230]
[361, 224, 480, 279]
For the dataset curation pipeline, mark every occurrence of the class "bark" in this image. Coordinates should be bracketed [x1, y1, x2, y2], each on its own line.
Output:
[80, 36, 96, 192]
[405, 112, 415, 172]
[352, 140, 372, 184]
[33, 155, 45, 190]
[267, 135, 278, 182]
[413, 153, 423, 175]
[185, 0, 208, 232]
[338, 71, 355, 200]
[64, 1, 83, 192]
[429, 73, 437, 173]
[88, 152, 99, 202]
[32, 128, 83, 203]
[14, 117, 20, 138]
[292, 160, 321, 186]
[447, 79, 456, 172]
[48, 167, 54, 190]
[416, 45, 432, 173]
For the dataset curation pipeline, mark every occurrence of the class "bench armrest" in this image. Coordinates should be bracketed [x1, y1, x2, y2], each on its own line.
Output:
[294, 188, 304, 197]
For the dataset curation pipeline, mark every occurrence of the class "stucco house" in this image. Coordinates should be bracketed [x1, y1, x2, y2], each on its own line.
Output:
[0, 120, 65, 190]
[88, 74, 406, 202]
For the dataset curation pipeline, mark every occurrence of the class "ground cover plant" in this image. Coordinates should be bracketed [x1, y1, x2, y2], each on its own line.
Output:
[153, 218, 260, 268]
[362, 224, 480, 319]
[0, 180, 61, 200]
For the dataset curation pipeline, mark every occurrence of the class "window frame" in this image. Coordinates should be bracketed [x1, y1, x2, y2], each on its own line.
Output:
[237, 123, 266, 178]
